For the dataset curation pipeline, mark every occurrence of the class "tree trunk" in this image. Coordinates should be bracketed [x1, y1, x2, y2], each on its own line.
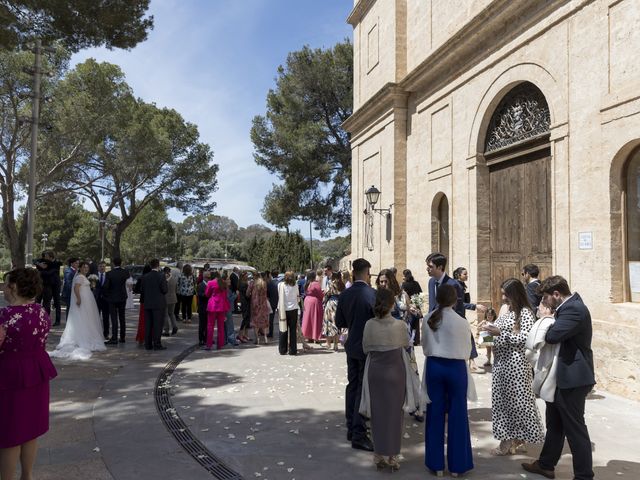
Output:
[1, 182, 25, 268]
[110, 228, 122, 260]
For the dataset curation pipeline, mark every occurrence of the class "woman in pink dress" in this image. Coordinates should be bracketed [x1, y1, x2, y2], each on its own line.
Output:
[0, 268, 57, 479]
[248, 272, 270, 344]
[204, 271, 230, 350]
[302, 270, 324, 341]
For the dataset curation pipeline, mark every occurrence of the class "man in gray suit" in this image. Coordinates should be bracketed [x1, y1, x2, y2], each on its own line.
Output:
[522, 275, 595, 480]
[141, 258, 168, 351]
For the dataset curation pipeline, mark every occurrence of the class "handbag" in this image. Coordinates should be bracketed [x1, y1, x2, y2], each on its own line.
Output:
[338, 330, 348, 345]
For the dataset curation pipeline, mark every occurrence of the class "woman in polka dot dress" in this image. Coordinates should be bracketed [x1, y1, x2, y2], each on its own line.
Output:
[480, 277, 544, 455]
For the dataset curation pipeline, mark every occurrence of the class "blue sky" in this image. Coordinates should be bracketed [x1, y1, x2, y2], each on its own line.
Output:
[71, 0, 352, 238]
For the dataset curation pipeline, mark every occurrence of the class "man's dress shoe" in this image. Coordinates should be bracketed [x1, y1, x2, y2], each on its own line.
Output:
[521, 461, 555, 479]
[104, 339, 118, 345]
[351, 437, 374, 451]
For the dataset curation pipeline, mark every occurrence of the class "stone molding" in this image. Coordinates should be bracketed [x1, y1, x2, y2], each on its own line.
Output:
[342, 82, 409, 136]
[347, 0, 377, 27]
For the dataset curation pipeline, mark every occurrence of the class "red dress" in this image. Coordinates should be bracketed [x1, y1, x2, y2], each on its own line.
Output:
[135, 304, 145, 344]
[301, 281, 324, 340]
[0, 303, 58, 448]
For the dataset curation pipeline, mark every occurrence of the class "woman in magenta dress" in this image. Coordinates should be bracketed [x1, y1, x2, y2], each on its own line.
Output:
[302, 270, 324, 341]
[248, 272, 270, 344]
[0, 268, 57, 479]
[204, 271, 230, 350]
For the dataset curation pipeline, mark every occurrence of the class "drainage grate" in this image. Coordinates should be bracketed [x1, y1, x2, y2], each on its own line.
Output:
[155, 344, 244, 480]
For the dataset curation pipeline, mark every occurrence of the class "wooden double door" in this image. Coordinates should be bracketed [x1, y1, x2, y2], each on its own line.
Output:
[489, 148, 552, 309]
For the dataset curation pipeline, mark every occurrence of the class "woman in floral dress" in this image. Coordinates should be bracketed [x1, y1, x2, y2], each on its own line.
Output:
[480, 277, 545, 455]
[248, 272, 270, 344]
[322, 272, 345, 350]
[0, 268, 57, 480]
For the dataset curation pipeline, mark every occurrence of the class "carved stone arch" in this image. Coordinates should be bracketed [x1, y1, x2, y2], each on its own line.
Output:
[431, 192, 450, 259]
[468, 62, 564, 159]
[610, 140, 640, 302]
[483, 82, 550, 153]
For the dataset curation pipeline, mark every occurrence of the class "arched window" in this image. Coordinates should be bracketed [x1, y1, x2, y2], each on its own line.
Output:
[432, 194, 449, 257]
[626, 148, 640, 301]
[484, 82, 551, 154]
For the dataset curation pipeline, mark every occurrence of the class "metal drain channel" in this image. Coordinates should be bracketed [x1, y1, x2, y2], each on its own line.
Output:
[155, 344, 244, 479]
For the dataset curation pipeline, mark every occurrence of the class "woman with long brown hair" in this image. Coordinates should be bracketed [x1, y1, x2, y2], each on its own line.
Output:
[322, 272, 345, 351]
[248, 272, 270, 344]
[480, 278, 544, 455]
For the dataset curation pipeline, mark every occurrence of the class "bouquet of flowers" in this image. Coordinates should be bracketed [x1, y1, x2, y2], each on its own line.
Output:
[410, 292, 428, 312]
[88, 274, 99, 289]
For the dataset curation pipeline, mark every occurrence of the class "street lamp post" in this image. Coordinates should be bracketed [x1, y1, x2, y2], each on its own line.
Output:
[25, 40, 42, 266]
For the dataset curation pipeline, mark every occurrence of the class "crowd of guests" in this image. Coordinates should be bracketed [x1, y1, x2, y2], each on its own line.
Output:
[0, 251, 595, 480]
[334, 254, 595, 480]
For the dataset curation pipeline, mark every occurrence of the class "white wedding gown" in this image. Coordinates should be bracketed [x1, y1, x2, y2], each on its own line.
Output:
[49, 274, 107, 360]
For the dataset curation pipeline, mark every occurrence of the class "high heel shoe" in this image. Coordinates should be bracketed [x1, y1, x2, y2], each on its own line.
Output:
[373, 454, 387, 470]
[490, 439, 515, 456]
[387, 456, 400, 472]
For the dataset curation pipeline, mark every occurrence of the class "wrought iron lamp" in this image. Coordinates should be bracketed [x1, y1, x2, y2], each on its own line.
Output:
[364, 185, 393, 250]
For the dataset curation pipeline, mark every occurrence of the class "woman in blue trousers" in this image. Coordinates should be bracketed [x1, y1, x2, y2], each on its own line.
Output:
[422, 284, 475, 477]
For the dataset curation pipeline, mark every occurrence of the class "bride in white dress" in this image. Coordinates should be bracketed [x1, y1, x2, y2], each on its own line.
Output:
[50, 262, 106, 360]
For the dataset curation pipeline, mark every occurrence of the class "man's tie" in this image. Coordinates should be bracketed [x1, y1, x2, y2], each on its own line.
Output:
[100, 273, 104, 286]
[435, 281, 440, 298]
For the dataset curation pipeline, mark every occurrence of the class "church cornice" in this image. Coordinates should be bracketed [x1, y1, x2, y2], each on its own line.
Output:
[401, 0, 573, 93]
[344, 0, 591, 136]
[342, 83, 409, 136]
[347, 0, 376, 26]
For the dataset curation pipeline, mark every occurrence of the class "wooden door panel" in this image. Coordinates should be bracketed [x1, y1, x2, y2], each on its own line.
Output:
[524, 156, 552, 254]
[490, 163, 522, 254]
[489, 149, 552, 309]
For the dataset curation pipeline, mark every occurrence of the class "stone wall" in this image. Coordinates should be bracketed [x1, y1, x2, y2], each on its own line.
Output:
[345, 0, 640, 399]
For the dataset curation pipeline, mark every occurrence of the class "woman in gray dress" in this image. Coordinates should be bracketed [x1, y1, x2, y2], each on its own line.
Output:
[362, 288, 410, 471]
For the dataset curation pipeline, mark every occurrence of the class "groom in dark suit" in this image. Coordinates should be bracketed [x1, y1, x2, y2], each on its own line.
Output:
[93, 261, 111, 338]
[426, 252, 464, 316]
[141, 258, 168, 351]
[103, 257, 130, 345]
[335, 258, 376, 452]
[522, 275, 595, 480]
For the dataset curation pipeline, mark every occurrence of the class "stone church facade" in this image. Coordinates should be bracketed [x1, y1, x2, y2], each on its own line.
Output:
[343, 0, 640, 399]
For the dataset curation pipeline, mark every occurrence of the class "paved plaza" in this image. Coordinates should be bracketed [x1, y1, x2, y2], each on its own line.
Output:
[12, 299, 640, 480]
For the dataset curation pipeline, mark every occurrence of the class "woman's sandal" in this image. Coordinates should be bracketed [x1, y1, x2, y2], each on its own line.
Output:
[490, 439, 515, 456]
[387, 456, 400, 472]
[373, 454, 388, 470]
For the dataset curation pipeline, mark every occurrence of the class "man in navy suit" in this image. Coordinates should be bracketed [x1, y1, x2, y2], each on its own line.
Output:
[522, 263, 542, 310]
[426, 252, 464, 316]
[335, 258, 376, 452]
[103, 257, 130, 344]
[522, 275, 595, 480]
[93, 261, 110, 338]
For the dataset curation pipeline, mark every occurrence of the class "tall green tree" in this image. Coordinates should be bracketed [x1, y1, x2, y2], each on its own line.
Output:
[246, 231, 310, 272]
[120, 200, 175, 263]
[0, 47, 69, 267]
[0, 0, 153, 51]
[251, 40, 353, 235]
[41, 59, 219, 259]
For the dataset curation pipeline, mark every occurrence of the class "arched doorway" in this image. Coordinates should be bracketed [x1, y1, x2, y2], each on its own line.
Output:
[431, 193, 449, 260]
[483, 82, 553, 308]
[624, 147, 640, 302]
